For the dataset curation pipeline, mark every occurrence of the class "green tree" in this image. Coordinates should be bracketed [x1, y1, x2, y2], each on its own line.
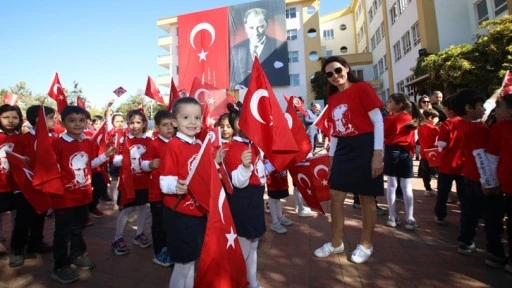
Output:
[310, 71, 328, 102]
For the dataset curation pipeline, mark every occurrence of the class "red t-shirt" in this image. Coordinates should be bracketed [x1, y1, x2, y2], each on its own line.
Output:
[487, 120, 512, 194]
[0, 132, 19, 193]
[224, 139, 265, 186]
[50, 136, 98, 209]
[418, 123, 439, 158]
[461, 121, 489, 182]
[326, 82, 383, 138]
[160, 136, 207, 217]
[384, 112, 416, 154]
[118, 136, 153, 191]
[438, 117, 468, 174]
[148, 136, 170, 202]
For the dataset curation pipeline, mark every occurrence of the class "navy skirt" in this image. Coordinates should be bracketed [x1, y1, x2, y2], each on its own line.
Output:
[268, 189, 289, 200]
[383, 145, 413, 178]
[163, 207, 206, 263]
[0, 192, 15, 213]
[119, 189, 149, 208]
[330, 133, 384, 196]
[229, 185, 266, 239]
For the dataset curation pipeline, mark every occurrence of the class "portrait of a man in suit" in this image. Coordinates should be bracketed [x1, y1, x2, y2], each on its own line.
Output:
[230, 7, 289, 89]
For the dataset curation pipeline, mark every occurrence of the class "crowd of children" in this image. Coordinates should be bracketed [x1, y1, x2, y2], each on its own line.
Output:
[0, 81, 511, 287]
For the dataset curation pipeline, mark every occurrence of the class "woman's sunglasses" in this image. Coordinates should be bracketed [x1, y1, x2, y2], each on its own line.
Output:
[325, 67, 343, 78]
[421, 100, 430, 104]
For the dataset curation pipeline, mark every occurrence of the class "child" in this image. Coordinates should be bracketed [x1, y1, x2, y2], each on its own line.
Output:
[383, 93, 422, 230]
[147, 110, 174, 267]
[487, 92, 512, 273]
[111, 109, 156, 255]
[215, 111, 235, 200]
[50, 106, 115, 283]
[434, 97, 465, 224]
[10, 105, 54, 267]
[418, 108, 440, 197]
[265, 162, 292, 234]
[107, 108, 125, 210]
[159, 97, 207, 288]
[223, 104, 266, 288]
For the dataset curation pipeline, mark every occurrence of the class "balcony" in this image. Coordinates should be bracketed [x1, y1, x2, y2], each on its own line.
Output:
[158, 74, 171, 87]
[158, 55, 172, 69]
[158, 35, 173, 51]
[157, 16, 177, 33]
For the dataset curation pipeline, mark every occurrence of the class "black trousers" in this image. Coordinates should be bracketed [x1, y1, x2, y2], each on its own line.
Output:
[434, 173, 465, 220]
[504, 195, 512, 258]
[53, 205, 88, 270]
[150, 201, 166, 256]
[457, 178, 483, 245]
[89, 172, 107, 212]
[10, 193, 46, 255]
[482, 193, 506, 258]
[419, 159, 434, 191]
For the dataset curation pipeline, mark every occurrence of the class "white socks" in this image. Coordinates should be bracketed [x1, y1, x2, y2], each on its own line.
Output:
[114, 205, 147, 240]
[268, 198, 282, 225]
[294, 187, 305, 212]
[169, 261, 195, 288]
[386, 176, 415, 221]
[110, 179, 119, 204]
[136, 205, 147, 236]
[239, 237, 259, 288]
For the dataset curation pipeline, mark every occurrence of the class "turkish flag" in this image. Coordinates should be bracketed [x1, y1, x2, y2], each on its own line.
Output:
[76, 96, 86, 108]
[186, 138, 212, 211]
[168, 77, 180, 111]
[190, 77, 233, 128]
[3, 93, 18, 106]
[314, 105, 332, 138]
[283, 94, 307, 117]
[289, 163, 325, 214]
[502, 70, 512, 87]
[178, 7, 229, 91]
[218, 163, 233, 195]
[32, 106, 64, 194]
[118, 138, 135, 206]
[195, 148, 247, 288]
[307, 155, 331, 202]
[424, 147, 440, 167]
[285, 96, 311, 165]
[91, 121, 111, 155]
[239, 58, 299, 171]
[47, 72, 68, 114]
[144, 76, 166, 105]
[6, 151, 51, 214]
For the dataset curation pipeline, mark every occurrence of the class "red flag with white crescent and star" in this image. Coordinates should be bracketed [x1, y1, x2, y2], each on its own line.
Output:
[307, 154, 331, 202]
[289, 162, 325, 214]
[239, 57, 299, 171]
[283, 93, 307, 117]
[3, 93, 19, 106]
[195, 140, 247, 288]
[314, 104, 332, 139]
[285, 96, 311, 165]
[178, 7, 229, 91]
[144, 76, 166, 105]
[424, 147, 440, 167]
[76, 96, 86, 108]
[168, 77, 180, 111]
[47, 72, 68, 114]
[189, 77, 234, 129]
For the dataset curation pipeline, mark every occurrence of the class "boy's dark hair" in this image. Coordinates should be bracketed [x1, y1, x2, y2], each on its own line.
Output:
[422, 108, 439, 119]
[500, 93, 512, 109]
[92, 115, 104, 123]
[154, 110, 172, 126]
[26, 105, 55, 126]
[61, 106, 90, 122]
[451, 88, 486, 117]
[441, 96, 454, 110]
[0, 104, 23, 133]
[126, 109, 148, 133]
[170, 97, 202, 119]
[388, 93, 423, 127]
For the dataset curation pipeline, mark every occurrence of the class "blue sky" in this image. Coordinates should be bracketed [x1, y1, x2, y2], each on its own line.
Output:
[0, 0, 351, 107]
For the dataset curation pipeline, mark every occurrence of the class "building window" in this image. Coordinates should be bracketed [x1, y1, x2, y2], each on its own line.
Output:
[402, 31, 412, 55]
[390, 3, 398, 24]
[397, 80, 405, 93]
[368, 8, 374, 22]
[287, 29, 298, 40]
[398, 0, 408, 14]
[288, 51, 299, 63]
[380, 22, 385, 39]
[376, 28, 382, 45]
[339, 24, 347, 31]
[411, 21, 421, 46]
[286, 7, 297, 19]
[290, 74, 300, 86]
[371, 35, 376, 50]
[494, 0, 508, 15]
[475, 0, 489, 24]
[357, 26, 364, 42]
[373, 65, 379, 80]
[323, 29, 334, 40]
[378, 59, 384, 75]
[326, 50, 333, 57]
[383, 54, 388, 70]
[354, 69, 364, 81]
[393, 41, 402, 62]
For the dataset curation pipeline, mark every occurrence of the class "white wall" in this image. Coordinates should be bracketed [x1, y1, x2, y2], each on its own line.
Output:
[320, 13, 356, 56]
[434, 0, 473, 50]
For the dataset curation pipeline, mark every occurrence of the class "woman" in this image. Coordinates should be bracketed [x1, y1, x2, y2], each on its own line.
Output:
[313, 56, 384, 264]
[418, 95, 431, 113]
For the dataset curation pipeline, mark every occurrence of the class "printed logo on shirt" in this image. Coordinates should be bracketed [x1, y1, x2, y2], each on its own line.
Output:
[67, 151, 90, 189]
[332, 104, 357, 136]
[0, 143, 15, 173]
[183, 198, 200, 209]
[130, 144, 147, 174]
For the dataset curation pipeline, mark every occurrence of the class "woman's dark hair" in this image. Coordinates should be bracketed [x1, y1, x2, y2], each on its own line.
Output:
[215, 113, 230, 128]
[126, 109, 148, 134]
[388, 93, 423, 127]
[417, 95, 430, 106]
[422, 108, 439, 120]
[170, 97, 202, 120]
[61, 105, 90, 122]
[0, 104, 23, 133]
[451, 88, 486, 117]
[321, 56, 361, 97]
[227, 101, 243, 136]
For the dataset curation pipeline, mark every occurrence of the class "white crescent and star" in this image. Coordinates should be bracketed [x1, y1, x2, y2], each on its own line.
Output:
[226, 226, 237, 249]
[298, 173, 312, 195]
[218, 186, 225, 224]
[190, 22, 216, 61]
[428, 152, 437, 159]
[194, 88, 210, 100]
[53, 83, 61, 95]
[249, 89, 269, 124]
[284, 113, 292, 129]
[314, 164, 329, 186]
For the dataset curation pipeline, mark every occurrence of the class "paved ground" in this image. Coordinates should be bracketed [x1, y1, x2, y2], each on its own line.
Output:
[0, 160, 511, 288]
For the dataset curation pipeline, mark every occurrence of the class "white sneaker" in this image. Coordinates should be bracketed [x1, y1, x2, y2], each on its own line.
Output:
[270, 223, 287, 234]
[313, 242, 344, 257]
[386, 216, 401, 228]
[264, 201, 270, 214]
[298, 207, 315, 217]
[278, 216, 292, 226]
[404, 219, 418, 231]
[350, 244, 373, 264]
